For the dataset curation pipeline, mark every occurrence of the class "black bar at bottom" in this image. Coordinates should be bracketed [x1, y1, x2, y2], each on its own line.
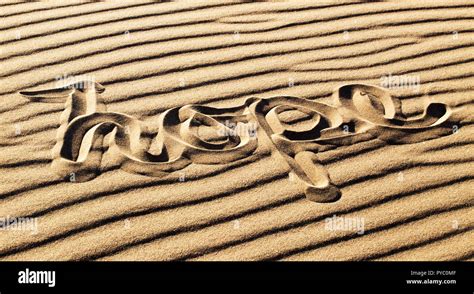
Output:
[0, 262, 471, 292]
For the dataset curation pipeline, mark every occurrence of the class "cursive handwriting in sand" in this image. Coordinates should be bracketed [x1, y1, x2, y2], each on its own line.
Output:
[21, 82, 456, 203]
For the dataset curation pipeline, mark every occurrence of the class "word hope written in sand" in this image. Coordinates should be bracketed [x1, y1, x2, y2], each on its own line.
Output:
[21, 82, 457, 203]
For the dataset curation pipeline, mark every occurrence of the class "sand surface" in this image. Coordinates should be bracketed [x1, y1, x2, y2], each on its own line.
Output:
[0, 0, 473, 261]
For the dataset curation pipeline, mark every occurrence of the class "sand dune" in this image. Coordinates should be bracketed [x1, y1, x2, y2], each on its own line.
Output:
[0, 1, 472, 261]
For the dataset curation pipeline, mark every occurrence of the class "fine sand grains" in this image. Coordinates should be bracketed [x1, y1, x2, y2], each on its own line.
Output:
[0, 0, 472, 261]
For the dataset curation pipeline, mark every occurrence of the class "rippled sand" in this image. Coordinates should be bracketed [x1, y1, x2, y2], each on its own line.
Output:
[0, 1, 472, 261]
